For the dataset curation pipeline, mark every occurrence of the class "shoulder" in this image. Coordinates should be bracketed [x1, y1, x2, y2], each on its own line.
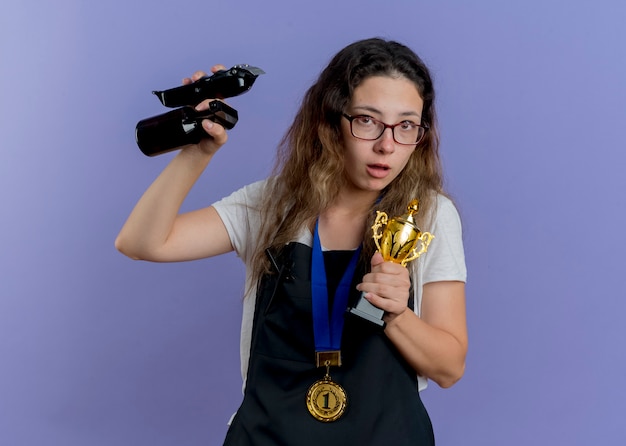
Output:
[433, 194, 461, 224]
[421, 193, 463, 240]
[418, 193, 466, 283]
[213, 178, 269, 210]
[211, 179, 270, 261]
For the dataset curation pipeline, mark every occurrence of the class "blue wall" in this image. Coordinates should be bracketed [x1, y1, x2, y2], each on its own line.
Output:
[1, 1, 625, 444]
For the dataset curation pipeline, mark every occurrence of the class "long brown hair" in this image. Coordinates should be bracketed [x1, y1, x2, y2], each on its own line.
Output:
[250, 38, 444, 284]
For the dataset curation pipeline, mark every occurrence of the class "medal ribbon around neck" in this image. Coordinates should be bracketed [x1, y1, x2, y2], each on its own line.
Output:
[311, 219, 361, 353]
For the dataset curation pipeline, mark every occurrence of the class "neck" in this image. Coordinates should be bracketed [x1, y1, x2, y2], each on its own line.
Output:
[326, 188, 379, 217]
[317, 189, 378, 250]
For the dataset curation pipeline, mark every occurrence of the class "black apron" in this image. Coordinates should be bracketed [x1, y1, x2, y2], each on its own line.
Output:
[223, 242, 434, 445]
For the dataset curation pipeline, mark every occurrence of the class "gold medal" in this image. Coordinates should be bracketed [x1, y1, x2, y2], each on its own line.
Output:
[306, 353, 347, 422]
[306, 376, 347, 422]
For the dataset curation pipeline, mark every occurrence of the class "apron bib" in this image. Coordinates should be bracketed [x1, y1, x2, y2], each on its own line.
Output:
[223, 242, 434, 446]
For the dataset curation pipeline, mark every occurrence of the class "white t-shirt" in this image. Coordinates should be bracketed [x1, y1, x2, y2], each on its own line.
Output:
[213, 179, 467, 391]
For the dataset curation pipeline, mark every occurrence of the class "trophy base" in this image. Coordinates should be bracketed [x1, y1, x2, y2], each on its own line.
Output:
[347, 293, 386, 328]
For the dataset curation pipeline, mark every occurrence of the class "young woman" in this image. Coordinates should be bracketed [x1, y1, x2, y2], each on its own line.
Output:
[116, 38, 467, 445]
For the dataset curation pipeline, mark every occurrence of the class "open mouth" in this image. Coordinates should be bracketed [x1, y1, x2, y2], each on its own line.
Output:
[366, 164, 391, 178]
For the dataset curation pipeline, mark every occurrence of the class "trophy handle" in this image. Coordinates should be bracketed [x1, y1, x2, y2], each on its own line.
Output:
[400, 232, 435, 266]
[371, 211, 388, 252]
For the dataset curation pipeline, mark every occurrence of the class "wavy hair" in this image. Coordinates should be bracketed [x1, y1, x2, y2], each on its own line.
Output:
[250, 37, 444, 284]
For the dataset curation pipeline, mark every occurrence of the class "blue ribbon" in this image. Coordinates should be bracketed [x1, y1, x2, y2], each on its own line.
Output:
[311, 219, 361, 352]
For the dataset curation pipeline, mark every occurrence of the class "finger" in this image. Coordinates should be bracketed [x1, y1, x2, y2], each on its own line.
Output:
[195, 98, 212, 111]
[360, 272, 410, 290]
[185, 66, 225, 85]
[374, 261, 409, 277]
[367, 264, 408, 283]
[370, 251, 385, 269]
[363, 292, 407, 316]
[201, 119, 228, 145]
[211, 64, 227, 73]
[190, 70, 209, 82]
[358, 280, 407, 298]
[195, 98, 228, 112]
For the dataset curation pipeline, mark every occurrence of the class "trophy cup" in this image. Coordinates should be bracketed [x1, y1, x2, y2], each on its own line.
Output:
[347, 199, 435, 328]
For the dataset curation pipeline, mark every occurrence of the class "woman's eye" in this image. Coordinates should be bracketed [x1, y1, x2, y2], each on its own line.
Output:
[356, 116, 374, 125]
[399, 121, 416, 130]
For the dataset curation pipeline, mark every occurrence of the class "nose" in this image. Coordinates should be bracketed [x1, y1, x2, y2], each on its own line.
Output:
[375, 127, 396, 154]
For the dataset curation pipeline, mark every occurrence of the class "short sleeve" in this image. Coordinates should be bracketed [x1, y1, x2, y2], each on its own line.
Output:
[420, 195, 467, 285]
[212, 179, 267, 265]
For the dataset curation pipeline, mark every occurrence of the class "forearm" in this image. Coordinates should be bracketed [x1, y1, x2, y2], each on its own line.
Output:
[384, 309, 467, 388]
[115, 146, 213, 260]
[358, 258, 468, 387]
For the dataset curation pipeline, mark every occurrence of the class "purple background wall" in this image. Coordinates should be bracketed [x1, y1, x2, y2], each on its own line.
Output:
[1, 1, 625, 445]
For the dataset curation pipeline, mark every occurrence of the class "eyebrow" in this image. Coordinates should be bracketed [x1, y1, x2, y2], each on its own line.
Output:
[351, 105, 422, 120]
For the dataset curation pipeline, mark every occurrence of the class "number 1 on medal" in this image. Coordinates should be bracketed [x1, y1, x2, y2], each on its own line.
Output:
[322, 392, 330, 409]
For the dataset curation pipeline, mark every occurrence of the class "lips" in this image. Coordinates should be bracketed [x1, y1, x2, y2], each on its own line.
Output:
[366, 163, 391, 179]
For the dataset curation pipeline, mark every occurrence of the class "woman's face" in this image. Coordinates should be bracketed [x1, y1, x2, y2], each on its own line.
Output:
[340, 75, 424, 195]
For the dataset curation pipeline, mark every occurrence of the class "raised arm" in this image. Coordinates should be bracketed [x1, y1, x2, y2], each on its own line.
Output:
[115, 67, 234, 262]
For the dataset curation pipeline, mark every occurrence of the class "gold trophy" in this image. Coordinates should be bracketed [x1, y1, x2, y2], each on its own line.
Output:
[348, 199, 434, 327]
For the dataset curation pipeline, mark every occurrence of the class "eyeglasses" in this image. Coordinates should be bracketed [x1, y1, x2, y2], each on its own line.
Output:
[342, 113, 429, 145]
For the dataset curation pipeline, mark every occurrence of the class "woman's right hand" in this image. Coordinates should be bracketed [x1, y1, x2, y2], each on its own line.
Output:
[115, 65, 235, 262]
[182, 65, 229, 157]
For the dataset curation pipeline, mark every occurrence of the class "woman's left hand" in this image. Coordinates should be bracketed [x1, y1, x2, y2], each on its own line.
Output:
[357, 252, 467, 387]
[356, 252, 411, 323]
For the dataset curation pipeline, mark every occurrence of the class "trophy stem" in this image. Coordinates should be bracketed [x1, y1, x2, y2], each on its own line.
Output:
[347, 293, 386, 328]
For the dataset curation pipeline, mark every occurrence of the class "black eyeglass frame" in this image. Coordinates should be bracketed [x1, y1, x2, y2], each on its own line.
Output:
[342, 113, 429, 146]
